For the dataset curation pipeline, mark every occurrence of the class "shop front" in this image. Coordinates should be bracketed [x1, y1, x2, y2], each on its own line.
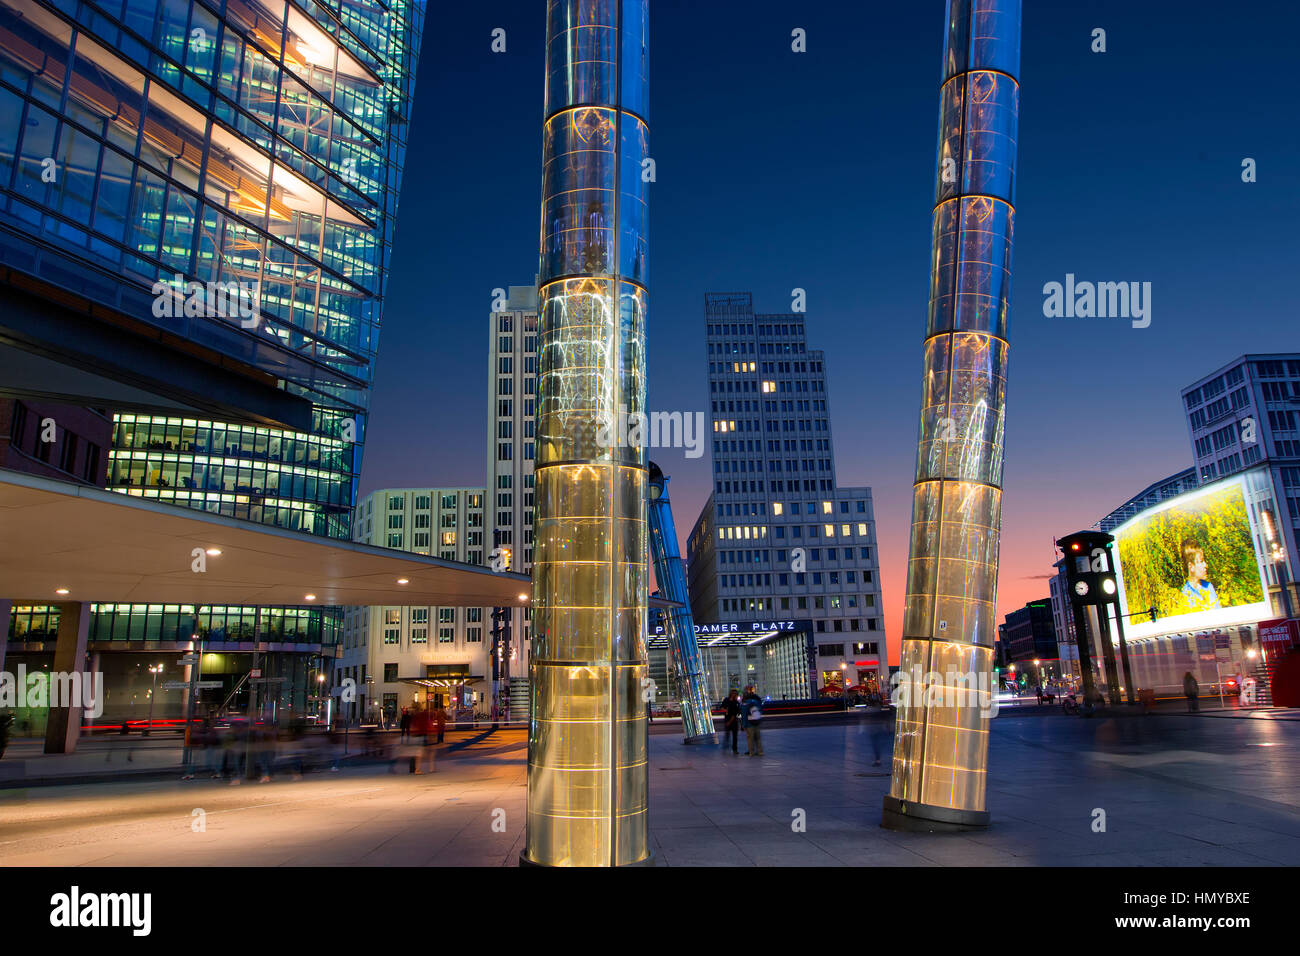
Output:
[398, 663, 483, 721]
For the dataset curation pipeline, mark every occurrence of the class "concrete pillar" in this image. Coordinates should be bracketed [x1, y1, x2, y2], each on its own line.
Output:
[44, 601, 90, 754]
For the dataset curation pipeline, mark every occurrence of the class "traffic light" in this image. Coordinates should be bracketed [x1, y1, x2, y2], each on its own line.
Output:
[1149, 606, 1157, 623]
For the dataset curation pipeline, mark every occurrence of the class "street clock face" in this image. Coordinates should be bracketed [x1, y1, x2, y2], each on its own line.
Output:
[1074, 580, 1090, 597]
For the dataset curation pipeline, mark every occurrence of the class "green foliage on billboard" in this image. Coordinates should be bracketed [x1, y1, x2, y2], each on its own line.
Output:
[1116, 483, 1264, 620]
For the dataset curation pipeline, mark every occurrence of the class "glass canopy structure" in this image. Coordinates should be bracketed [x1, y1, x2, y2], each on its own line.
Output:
[647, 461, 716, 744]
[883, 0, 1020, 831]
[523, 0, 651, 867]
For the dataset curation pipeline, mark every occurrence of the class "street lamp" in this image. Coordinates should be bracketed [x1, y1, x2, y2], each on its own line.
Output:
[145, 664, 163, 736]
[841, 662, 850, 712]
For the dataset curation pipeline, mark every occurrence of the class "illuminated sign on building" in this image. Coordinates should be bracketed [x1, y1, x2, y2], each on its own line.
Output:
[651, 620, 805, 637]
[1114, 475, 1271, 639]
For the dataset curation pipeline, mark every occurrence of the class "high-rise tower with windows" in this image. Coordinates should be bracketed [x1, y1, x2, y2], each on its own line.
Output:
[687, 293, 887, 694]
[487, 285, 538, 710]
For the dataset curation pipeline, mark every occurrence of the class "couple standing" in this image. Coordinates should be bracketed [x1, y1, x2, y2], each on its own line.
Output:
[721, 686, 764, 756]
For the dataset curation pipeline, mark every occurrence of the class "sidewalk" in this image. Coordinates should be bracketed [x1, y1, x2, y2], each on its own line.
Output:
[996, 697, 1297, 719]
[3, 714, 1296, 866]
[0, 728, 501, 789]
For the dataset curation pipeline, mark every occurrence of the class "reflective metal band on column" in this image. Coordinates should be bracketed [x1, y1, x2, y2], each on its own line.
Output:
[648, 462, 718, 744]
[884, 0, 1020, 831]
[523, 0, 651, 867]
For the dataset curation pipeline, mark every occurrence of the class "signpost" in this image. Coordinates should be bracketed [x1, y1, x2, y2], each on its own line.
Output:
[163, 680, 222, 690]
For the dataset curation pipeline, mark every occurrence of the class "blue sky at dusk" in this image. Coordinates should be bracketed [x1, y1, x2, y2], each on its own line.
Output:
[363, 1, 1300, 661]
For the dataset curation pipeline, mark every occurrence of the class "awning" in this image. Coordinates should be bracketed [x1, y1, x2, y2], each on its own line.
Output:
[0, 469, 683, 611]
[0, 469, 530, 608]
[398, 676, 485, 688]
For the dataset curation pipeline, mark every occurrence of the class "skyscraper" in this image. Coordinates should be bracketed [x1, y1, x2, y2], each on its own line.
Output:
[885, 0, 1020, 832]
[687, 293, 887, 694]
[523, 0, 651, 867]
[0, 0, 426, 718]
[487, 284, 539, 715]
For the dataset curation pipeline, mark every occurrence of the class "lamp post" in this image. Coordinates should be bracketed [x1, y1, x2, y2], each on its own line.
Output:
[841, 662, 851, 712]
[145, 664, 163, 736]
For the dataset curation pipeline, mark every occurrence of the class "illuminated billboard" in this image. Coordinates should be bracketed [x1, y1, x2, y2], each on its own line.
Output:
[1113, 476, 1270, 639]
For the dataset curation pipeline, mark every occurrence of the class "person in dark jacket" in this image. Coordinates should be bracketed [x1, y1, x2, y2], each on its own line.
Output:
[721, 690, 741, 754]
[434, 705, 447, 744]
[399, 708, 411, 741]
[1183, 671, 1200, 712]
[741, 686, 764, 756]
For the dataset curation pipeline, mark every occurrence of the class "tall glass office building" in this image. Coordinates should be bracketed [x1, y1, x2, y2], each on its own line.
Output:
[884, 0, 1019, 831]
[0, 0, 426, 721]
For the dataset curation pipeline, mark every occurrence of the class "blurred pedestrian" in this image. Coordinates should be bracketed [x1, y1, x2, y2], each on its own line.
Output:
[434, 705, 447, 744]
[741, 685, 764, 757]
[870, 700, 895, 768]
[399, 707, 411, 742]
[721, 689, 741, 755]
[221, 723, 245, 784]
[1183, 671, 1200, 713]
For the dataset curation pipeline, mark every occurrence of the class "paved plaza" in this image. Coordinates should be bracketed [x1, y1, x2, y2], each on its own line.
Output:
[2, 710, 1299, 866]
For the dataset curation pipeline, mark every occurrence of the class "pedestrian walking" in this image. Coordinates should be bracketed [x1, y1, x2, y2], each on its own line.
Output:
[407, 705, 433, 773]
[399, 707, 411, 742]
[741, 685, 764, 757]
[196, 718, 219, 778]
[1183, 671, 1200, 713]
[869, 701, 895, 768]
[721, 689, 741, 754]
[434, 704, 447, 744]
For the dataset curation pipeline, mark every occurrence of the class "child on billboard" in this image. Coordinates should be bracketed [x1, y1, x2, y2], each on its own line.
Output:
[1179, 537, 1222, 612]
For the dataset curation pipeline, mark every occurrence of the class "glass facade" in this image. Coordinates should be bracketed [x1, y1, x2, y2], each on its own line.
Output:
[0, 0, 423, 413]
[108, 412, 354, 534]
[525, 0, 650, 868]
[1, 0, 425, 706]
[889, 0, 1020, 822]
[647, 464, 715, 742]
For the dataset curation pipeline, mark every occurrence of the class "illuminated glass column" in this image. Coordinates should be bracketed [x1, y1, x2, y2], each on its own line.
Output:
[883, 0, 1020, 832]
[523, 0, 651, 866]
